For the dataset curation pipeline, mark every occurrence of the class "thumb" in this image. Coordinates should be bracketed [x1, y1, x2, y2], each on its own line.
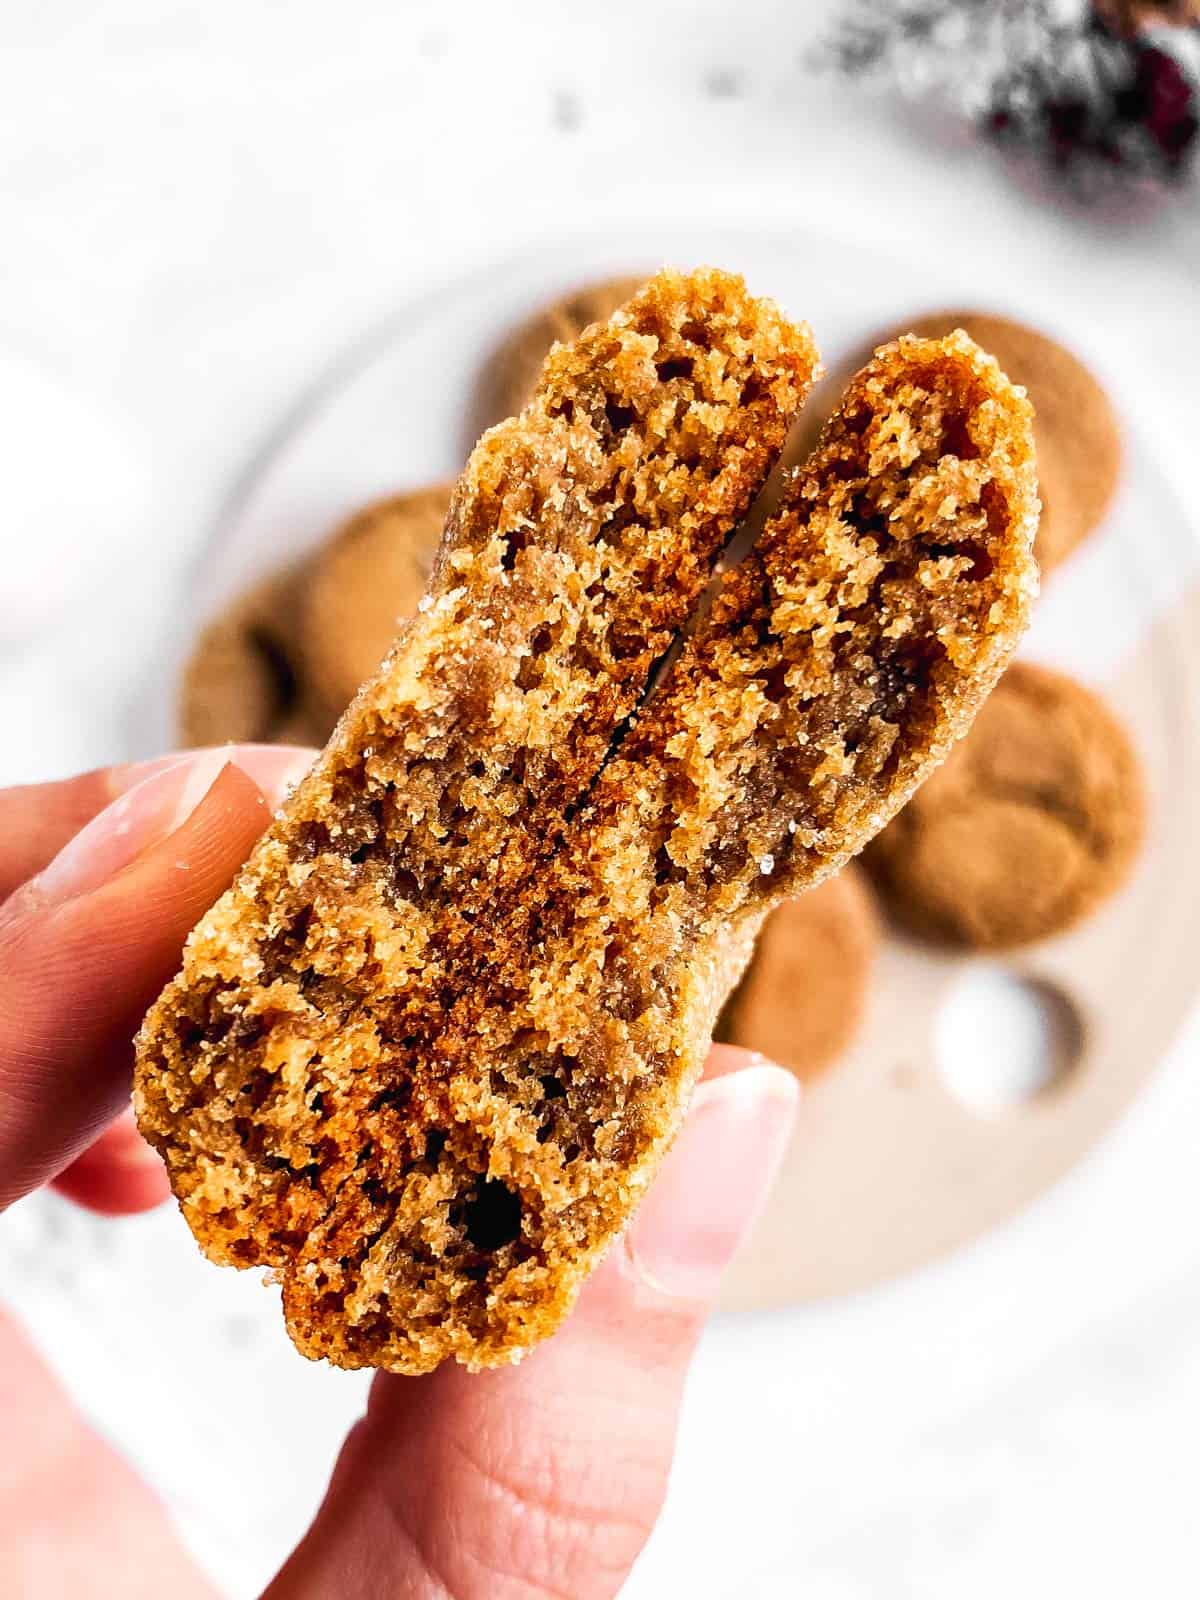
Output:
[266, 1052, 798, 1600]
[0, 750, 308, 1208]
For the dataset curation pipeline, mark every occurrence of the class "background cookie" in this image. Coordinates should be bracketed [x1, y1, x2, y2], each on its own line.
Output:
[473, 274, 647, 429]
[889, 311, 1121, 574]
[867, 661, 1145, 950]
[301, 484, 450, 725]
[178, 565, 312, 746]
[716, 865, 880, 1082]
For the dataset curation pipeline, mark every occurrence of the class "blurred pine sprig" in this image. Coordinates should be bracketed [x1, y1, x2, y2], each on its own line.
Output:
[821, 0, 1200, 193]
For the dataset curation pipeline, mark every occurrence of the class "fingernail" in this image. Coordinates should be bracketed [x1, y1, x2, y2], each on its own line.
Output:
[703, 1043, 778, 1083]
[38, 751, 233, 904]
[627, 1064, 799, 1303]
[108, 744, 316, 809]
[271, 747, 318, 803]
[106, 1131, 166, 1173]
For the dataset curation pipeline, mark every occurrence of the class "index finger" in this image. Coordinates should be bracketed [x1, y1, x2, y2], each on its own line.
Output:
[0, 745, 317, 901]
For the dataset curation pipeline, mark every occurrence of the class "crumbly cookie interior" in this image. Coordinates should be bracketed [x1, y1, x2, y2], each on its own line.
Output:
[135, 292, 1037, 1374]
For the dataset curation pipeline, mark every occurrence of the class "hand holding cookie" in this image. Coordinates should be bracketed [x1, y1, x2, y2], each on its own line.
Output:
[0, 749, 798, 1600]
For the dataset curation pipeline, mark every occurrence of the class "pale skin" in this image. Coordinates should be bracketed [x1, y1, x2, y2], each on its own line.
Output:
[0, 747, 798, 1599]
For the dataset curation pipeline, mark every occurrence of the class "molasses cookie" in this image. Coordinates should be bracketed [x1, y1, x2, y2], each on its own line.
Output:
[893, 311, 1120, 573]
[477, 274, 647, 427]
[302, 485, 451, 725]
[716, 865, 879, 1081]
[867, 661, 1145, 949]
[136, 278, 1036, 1375]
[178, 566, 310, 747]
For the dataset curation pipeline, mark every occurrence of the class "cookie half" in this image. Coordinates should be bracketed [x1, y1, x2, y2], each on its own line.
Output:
[138, 267, 818, 1343]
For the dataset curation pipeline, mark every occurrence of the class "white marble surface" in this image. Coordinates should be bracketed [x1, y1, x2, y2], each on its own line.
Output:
[2, 4, 1200, 1596]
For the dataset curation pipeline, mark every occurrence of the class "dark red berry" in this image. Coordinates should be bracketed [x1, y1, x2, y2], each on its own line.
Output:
[1136, 46, 1199, 162]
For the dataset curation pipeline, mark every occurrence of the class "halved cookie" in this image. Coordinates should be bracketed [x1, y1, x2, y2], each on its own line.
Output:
[136, 284, 1036, 1374]
[137, 266, 818, 1275]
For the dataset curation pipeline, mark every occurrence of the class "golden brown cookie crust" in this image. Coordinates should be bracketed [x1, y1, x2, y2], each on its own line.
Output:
[716, 865, 879, 1081]
[475, 275, 648, 428]
[898, 311, 1120, 574]
[136, 279, 1036, 1376]
[867, 660, 1145, 949]
[302, 485, 451, 724]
